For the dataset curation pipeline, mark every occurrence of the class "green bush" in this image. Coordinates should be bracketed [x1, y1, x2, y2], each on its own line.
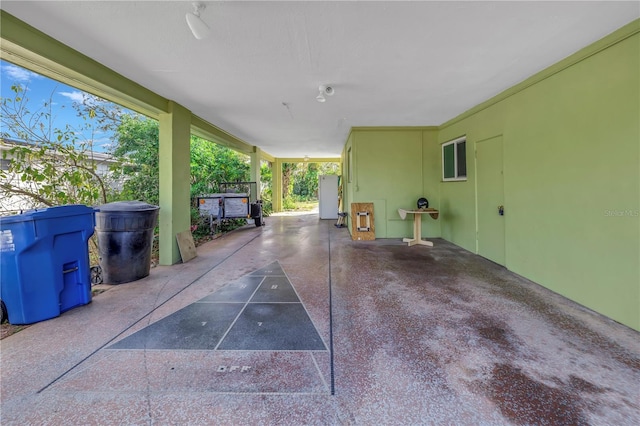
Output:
[190, 206, 213, 238]
[282, 196, 296, 210]
[260, 193, 272, 216]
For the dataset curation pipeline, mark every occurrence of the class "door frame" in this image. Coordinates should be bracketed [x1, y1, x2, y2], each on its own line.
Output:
[474, 134, 506, 265]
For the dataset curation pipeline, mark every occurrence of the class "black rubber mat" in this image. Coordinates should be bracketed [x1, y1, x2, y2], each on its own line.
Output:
[108, 261, 326, 351]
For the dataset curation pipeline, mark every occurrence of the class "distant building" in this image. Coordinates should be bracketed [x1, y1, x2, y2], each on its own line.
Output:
[0, 138, 124, 215]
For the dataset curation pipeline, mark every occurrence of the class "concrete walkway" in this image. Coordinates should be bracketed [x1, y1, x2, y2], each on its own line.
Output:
[1, 213, 638, 425]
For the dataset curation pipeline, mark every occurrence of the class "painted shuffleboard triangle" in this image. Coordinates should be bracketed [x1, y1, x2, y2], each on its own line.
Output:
[108, 261, 326, 351]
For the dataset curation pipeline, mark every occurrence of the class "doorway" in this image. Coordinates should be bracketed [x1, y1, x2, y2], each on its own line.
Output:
[476, 136, 505, 265]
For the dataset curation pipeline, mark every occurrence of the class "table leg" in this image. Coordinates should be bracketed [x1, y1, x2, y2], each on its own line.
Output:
[403, 213, 434, 247]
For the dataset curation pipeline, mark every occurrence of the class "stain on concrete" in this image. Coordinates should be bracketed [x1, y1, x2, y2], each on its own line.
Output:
[463, 258, 640, 372]
[346, 238, 639, 424]
[470, 313, 519, 353]
[486, 363, 589, 425]
[568, 375, 606, 394]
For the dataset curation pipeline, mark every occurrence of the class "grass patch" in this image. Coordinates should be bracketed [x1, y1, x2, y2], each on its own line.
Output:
[284, 200, 318, 212]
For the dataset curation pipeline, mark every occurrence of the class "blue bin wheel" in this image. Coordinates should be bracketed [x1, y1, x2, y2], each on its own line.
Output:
[90, 266, 103, 285]
[0, 300, 7, 324]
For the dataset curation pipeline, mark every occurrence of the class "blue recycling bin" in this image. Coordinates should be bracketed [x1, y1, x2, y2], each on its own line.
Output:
[0, 205, 95, 325]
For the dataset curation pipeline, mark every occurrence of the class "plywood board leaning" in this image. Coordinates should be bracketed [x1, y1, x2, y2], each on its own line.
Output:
[351, 202, 375, 241]
[176, 230, 198, 263]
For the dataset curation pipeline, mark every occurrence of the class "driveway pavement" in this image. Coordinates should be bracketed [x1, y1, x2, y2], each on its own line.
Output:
[1, 213, 638, 425]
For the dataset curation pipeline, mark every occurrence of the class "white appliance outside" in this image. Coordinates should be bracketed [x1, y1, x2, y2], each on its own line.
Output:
[318, 175, 339, 219]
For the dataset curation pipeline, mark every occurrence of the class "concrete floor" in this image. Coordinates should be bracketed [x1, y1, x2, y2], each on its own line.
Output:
[1, 212, 638, 425]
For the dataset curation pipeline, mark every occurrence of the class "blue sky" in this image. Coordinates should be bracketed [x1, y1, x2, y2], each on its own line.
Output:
[1, 59, 120, 151]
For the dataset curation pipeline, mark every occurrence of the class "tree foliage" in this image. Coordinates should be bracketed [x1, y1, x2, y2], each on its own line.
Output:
[280, 161, 340, 209]
[0, 66, 259, 251]
[0, 79, 254, 215]
[0, 84, 119, 213]
[190, 136, 249, 197]
[111, 114, 160, 205]
[109, 117, 252, 208]
[260, 162, 273, 214]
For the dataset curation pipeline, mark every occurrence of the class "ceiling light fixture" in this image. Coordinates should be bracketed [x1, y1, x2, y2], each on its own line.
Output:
[186, 2, 210, 40]
[316, 84, 335, 103]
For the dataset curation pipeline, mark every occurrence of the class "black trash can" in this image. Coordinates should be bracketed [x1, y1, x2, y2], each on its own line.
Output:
[95, 201, 159, 285]
[250, 200, 263, 227]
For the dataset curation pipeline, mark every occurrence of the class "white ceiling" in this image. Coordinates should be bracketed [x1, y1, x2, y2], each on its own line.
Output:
[2, 1, 638, 158]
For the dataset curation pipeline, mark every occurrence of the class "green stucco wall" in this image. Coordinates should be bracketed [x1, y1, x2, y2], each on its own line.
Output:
[344, 22, 639, 330]
[439, 26, 639, 330]
[512, 36, 639, 327]
[422, 130, 442, 238]
[346, 128, 440, 239]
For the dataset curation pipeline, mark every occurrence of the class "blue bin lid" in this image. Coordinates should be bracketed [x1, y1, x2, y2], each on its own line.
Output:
[0, 204, 94, 224]
[96, 201, 159, 212]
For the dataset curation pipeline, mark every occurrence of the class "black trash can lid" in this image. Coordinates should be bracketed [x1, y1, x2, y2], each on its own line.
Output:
[96, 201, 159, 212]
